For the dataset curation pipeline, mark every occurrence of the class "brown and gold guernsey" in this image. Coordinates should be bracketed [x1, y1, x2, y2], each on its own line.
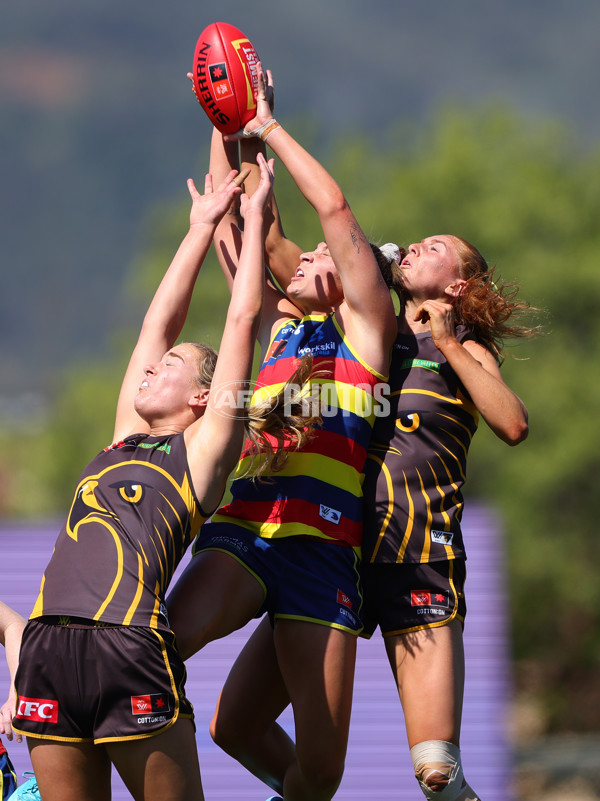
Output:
[31, 433, 206, 631]
[362, 326, 479, 565]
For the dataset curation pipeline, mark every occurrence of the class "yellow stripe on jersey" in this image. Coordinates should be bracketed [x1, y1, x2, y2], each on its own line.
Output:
[315, 380, 380, 421]
[123, 550, 145, 625]
[251, 520, 338, 540]
[234, 451, 364, 496]
[139, 542, 150, 567]
[428, 460, 455, 560]
[31, 573, 46, 618]
[430, 462, 452, 529]
[417, 468, 433, 562]
[150, 525, 167, 593]
[157, 507, 176, 576]
[439, 412, 478, 440]
[150, 582, 162, 629]
[208, 513, 339, 541]
[365, 455, 395, 562]
[392, 386, 477, 412]
[180, 472, 205, 534]
[436, 452, 461, 497]
[251, 379, 380, 421]
[92, 516, 124, 620]
[396, 470, 415, 563]
[439, 440, 467, 483]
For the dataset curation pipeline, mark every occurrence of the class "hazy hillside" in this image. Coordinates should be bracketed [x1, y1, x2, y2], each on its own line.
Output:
[2, 0, 599, 418]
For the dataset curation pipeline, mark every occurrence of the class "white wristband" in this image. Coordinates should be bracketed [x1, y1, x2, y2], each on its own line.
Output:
[243, 118, 281, 142]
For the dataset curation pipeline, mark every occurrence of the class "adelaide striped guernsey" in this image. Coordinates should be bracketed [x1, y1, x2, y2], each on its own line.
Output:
[210, 313, 389, 548]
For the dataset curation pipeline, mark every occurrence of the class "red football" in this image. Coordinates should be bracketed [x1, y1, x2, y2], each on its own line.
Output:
[192, 22, 260, 134]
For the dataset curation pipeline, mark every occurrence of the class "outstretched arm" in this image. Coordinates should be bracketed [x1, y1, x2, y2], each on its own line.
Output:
[113, 170, 243, 443]
[0, 600, 26, 741]
[238, 65, 396, 375]
[237, 109, 303, 294]
[207, 68, 301, 296]
[209, 129, 244, 292]
[185, 154, 276, 512]
[209, 127, 300, 355]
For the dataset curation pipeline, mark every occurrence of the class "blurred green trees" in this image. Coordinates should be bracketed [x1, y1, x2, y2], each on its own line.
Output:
[2, 105, 598, 731]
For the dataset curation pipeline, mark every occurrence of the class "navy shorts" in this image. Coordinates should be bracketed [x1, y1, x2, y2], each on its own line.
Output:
[13, 618, 194, 744]
[194, 523, 363, 634]
[0, 745, 17, 800]
[360, 559, 466, 637]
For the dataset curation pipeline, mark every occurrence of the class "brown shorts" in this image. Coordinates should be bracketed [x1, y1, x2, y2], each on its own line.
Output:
[12, 618, 194, 744]
[360, 559, 466, 638]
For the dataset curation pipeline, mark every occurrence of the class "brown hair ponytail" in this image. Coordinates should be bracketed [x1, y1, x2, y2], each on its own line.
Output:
[451, 237, 540, 362]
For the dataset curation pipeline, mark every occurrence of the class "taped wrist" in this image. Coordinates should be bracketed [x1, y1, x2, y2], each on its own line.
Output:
[410, 740, 479, 801]
[243, 118, 281, 142]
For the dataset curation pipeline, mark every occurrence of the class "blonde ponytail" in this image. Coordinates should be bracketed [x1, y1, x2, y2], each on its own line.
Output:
[243, 355, 324, 478]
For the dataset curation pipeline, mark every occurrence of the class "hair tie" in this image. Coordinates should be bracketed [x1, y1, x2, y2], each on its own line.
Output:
[379, 243, 402, 265]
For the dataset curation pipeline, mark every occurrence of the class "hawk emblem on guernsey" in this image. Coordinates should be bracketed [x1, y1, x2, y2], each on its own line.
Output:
[66, 460, 189, 541]
[55, 459, 196, 625]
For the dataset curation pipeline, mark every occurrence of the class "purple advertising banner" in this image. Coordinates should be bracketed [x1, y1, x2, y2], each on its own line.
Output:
[0, 504, 512, 799]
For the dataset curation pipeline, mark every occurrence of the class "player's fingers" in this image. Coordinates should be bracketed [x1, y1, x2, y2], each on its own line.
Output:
[233, 168, 251, 187]
[264, 69, 275, 111]
[256, 61, 266, 97]
[223, 129, 246, 142]
[187, 177, 200, 199]
[217, 169, 243, 193]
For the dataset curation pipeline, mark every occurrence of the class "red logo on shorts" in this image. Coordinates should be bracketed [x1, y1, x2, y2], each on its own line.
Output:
[15, 696, 59, 723]
[130, 693, 170, 715]
[337, 589, 353, 609]
[411, 590, 449, 608]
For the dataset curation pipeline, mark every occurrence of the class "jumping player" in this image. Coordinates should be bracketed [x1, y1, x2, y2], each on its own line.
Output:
[10, 154, 302, 801]
[166, 64, 398, 801]
[199, 69, 534, 801]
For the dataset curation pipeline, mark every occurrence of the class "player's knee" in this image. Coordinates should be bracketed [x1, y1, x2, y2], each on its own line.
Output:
[208, 710, 225, 748]
[297, 751, 345, 800]
[209, 707, 243, 756]
[410, 741, 480, 801]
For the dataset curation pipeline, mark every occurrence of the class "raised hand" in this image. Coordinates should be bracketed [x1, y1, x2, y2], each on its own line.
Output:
[239, 153, 275, 219]
[187, 169, 243, 228]
[226, 62, 275, 141]
[0, 693, 21, 742]
[186, 63, 274, 142]
[414, 298, 457, 350]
